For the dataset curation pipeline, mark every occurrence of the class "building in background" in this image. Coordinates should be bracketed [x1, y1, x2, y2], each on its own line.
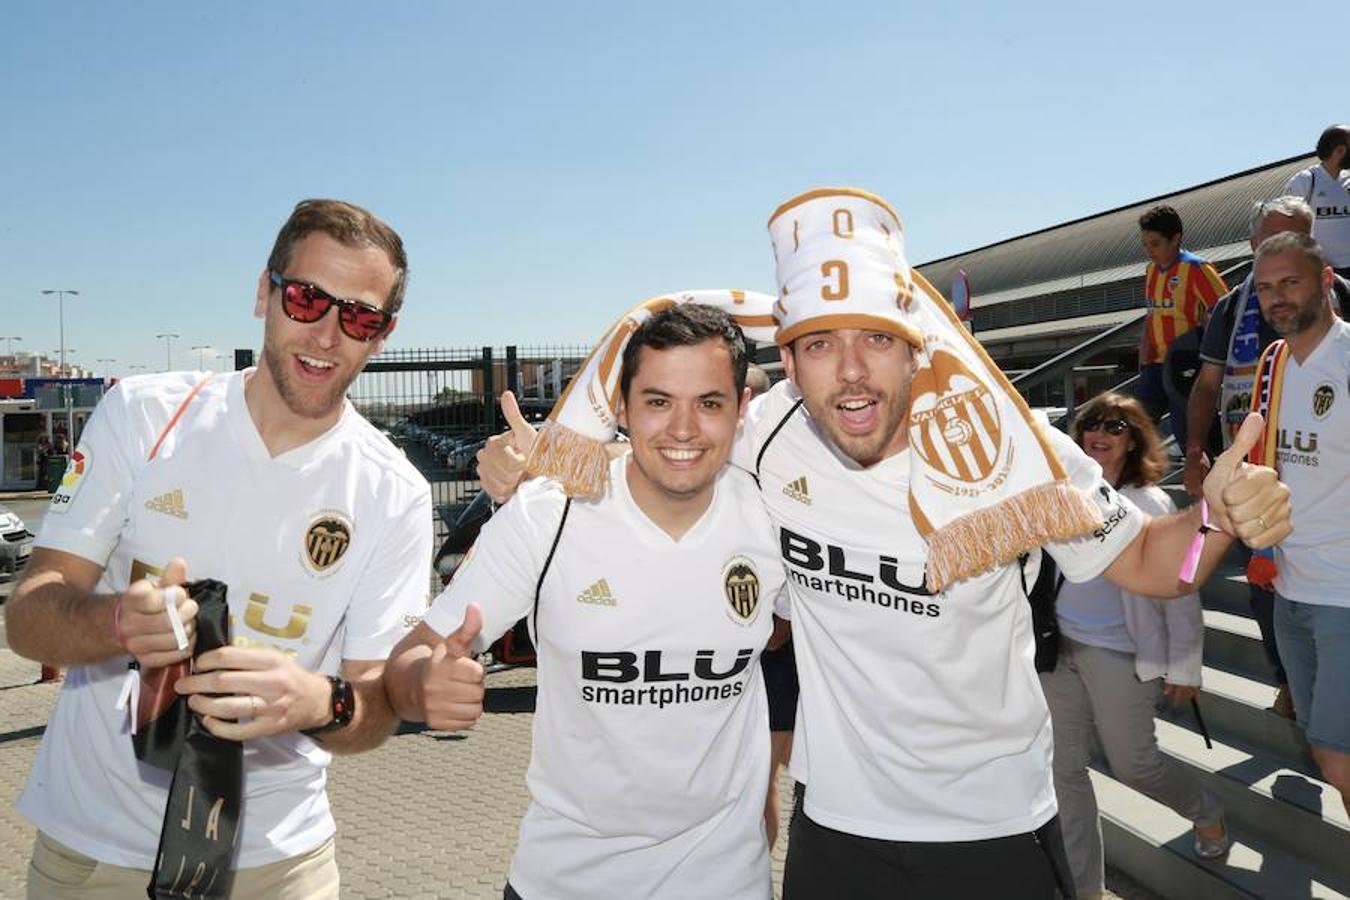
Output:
[0, 351, 106, 489]
[915, 154, 1313, 409]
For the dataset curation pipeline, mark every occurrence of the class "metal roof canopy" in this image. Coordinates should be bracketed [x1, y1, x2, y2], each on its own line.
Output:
[915, 153, 1314, 307]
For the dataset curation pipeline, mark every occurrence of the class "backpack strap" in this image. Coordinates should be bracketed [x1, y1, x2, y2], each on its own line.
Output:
[530, 497, 572, 642]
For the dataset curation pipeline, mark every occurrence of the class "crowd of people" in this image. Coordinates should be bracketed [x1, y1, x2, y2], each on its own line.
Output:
[6, 126, 1346, 900]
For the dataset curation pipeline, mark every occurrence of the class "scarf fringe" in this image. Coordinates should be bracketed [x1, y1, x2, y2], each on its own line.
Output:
[925, 481, 1102, 593]
[525, 421, 612, 500]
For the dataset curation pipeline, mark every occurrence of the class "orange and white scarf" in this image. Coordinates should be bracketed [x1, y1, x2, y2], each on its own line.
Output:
[767, 187, 1101, 590]
[1245, 338, 1291, 588]
[523, 290, 776, 498]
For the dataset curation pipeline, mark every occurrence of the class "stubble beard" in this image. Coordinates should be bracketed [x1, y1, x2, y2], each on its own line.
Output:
[261, 335, 355, 421]
[1268, 296, 1324, 338]
[806, 378, 912, 468]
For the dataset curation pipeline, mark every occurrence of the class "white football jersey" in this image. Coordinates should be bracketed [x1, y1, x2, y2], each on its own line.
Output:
[21, 370, 432, 868]
[1271, 319, 1350, 607]
[735, 380, 1141, 841]
[423, 453, 785, 900]
[1286, 167, 1350, 268]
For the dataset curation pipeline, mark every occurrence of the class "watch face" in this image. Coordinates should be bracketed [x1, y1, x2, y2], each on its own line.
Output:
[303, 676, 354, 736]
[332, 677, 355, 727]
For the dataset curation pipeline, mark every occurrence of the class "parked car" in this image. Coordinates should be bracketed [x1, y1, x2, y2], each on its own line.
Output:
[0, 503, 35, 577]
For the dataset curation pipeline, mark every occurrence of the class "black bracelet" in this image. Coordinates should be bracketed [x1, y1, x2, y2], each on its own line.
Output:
[301, 675, 355, 737]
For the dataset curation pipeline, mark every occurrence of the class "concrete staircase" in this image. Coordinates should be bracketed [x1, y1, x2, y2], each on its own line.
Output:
[1093, 541, 1350, 899]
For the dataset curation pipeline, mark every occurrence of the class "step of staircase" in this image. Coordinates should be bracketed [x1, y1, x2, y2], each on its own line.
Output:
[1186, 665, 1315, 777]
[1148, 716, 1350, 890]
[1094, 769, 1349, 900]
[1202, 609, 1277, 685]
[1092, 547, 1350, 899]
[1199, 571, 1260, 619]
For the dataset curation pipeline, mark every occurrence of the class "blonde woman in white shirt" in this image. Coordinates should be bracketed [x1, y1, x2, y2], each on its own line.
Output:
[1042, 392, 1228, 900]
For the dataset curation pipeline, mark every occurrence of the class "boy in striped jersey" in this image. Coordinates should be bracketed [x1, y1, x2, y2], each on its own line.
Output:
[1137, 204, 1228, 452]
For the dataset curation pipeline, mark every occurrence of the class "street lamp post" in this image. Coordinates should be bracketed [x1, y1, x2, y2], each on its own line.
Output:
[0, 336, 20, 358]
[42, 290, 79, 440]
[156, 333, 181, 372]
[191, 344, 213, 371]
[97, 358, 116, 379]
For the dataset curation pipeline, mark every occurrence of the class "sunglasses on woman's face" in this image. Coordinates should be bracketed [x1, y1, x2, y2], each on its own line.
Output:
[269, 272, 394, 342]
[1081, 417, 1129, 436]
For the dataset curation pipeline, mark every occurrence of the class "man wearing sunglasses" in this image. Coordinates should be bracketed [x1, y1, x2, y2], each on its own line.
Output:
[9, 199, 432, 898]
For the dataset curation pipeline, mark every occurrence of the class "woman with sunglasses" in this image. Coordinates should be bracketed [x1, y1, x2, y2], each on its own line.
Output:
[1043, 391, 1228, 899]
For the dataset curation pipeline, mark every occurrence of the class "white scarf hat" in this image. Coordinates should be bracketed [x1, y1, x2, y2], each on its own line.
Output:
[768, 187, 1101, 590]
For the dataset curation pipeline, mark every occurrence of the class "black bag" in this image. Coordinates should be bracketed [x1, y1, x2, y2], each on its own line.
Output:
[134, 579, 242, 900]
[1019, 552, 1064, 673]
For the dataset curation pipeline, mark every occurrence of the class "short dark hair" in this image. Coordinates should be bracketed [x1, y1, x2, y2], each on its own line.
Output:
[266, 199, 409, 315]
[1255, 230, 1329, 272]
[1138, 205, 1183, 240]
[1315, 124, 1350, 161]
[619, 303, 749, 399]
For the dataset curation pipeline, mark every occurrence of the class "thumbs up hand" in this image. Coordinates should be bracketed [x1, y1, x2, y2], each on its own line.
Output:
[1202, 413, 1293, 549]
[477, 391, 538, 504]
[421, 603, 486, 732]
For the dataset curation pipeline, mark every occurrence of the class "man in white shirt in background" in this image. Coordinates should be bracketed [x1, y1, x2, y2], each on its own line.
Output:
[1250, 231, 1350, 816]
[1285, 125, 1350, 277]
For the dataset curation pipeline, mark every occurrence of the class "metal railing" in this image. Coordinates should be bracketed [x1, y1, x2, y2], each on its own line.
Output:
[1007, 257, 1252, 434]
[346, 343, 590, 542]
[1009, 310, 1146, 423]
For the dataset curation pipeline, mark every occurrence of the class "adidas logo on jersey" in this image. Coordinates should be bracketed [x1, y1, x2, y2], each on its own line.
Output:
[782, 476, 811, 505]
[145, 489, 188, 519]
[577, 578, 617, 607]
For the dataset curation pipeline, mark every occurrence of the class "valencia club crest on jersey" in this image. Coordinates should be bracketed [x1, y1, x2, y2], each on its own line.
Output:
[303, 511, 353, 576]
[723, 556, 761, 625]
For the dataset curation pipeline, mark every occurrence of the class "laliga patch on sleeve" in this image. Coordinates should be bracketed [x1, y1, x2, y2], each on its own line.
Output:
[48, 445, 92, 514]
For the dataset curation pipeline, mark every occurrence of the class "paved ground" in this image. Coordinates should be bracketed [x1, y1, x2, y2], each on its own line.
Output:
[0, 653, 1163, 899]
[0, 490, 1160, 897]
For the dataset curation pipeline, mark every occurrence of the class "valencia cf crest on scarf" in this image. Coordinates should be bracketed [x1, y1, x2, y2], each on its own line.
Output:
[722, 557, 761, 624]
[909, 349, 1003, 485]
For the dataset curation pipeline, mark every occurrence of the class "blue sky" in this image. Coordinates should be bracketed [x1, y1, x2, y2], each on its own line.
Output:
[1, 1, 1338, 375]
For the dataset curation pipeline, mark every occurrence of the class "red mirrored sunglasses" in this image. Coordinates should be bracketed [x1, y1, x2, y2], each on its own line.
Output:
[269, 272, 394, 342]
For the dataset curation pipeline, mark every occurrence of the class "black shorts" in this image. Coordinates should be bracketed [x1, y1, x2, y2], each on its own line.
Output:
[761, 638, 799, 733]
[783, 791, 1074, 899]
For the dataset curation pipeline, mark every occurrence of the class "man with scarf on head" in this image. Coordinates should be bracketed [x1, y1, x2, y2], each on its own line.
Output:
[8, 199, 433, 899]
[477, 187, 1293, 898]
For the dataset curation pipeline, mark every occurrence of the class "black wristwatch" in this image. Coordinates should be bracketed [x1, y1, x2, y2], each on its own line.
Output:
[301, 675, 355, 737]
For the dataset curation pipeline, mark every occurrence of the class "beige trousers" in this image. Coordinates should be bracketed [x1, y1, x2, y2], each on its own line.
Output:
[27, 831, 339, 899]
